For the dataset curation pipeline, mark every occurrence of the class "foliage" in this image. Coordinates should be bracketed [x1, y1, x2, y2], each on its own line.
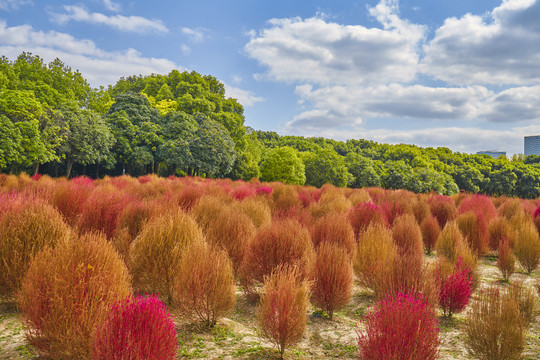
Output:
[129, 210, 204, 304]
[463, 286, 526, 360]
[310, 242, 353, 320]
[91, 295, 177, 360]
[175, 241, 236, 327]
[303, 148, 350, 187]
[257, 265, 310, 359]
[260, 146, 306, 185]
[438, 258, 473, 317]
[17, 233, 131, 360]
[456, 211, 489, 256]
[310, 213, 356, 259]
[0, 197, 71, 295]
[497, 237, 516, 280]
[357, 292, 439, 360]
[347, 201, 387, 239]
[513, 218, 540, 274]
[421, 214, 441, 254]
[240, 219, 314, 294]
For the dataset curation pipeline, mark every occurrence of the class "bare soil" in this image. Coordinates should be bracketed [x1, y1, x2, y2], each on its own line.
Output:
[1, 256, 539, 360]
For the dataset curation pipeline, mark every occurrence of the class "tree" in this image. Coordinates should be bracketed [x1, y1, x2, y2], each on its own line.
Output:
[260, 146, 306, 185]
[59, 107, 115, 178]
[345, 152, 381, 188]
[303, 148, 350, 187]
[189, 114, 236, 177]
[0, 115, 23, 170]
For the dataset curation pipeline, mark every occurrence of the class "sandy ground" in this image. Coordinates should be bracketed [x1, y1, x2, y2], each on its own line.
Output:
[1, 256, 539, 360]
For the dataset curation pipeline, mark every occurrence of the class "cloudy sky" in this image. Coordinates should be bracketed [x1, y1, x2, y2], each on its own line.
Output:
[1, 0, 540, 155]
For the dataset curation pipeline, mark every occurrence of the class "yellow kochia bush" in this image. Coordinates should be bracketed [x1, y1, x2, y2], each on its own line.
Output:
[129, 210, 204, 304]
[17, 233, 131, 360]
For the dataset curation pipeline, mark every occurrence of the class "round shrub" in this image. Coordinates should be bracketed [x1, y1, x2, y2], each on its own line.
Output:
[458, 194, 497, 223]
[51, 178, 94, 226]
[234, 197, 272, 228]
[175, 241, 236, 327]
[311, 213, 356, 259]
[464, 286, 525, 360]
[258, 265, 309, 359]
[129, 210, 204, 304]
[17, 233, 131, 359]
[428, 195, 457, 228]
[347, 201, 387, 239]
[354, 223, 396, 291]
[488, 217, 517, 252]
[514, 219, 540, 274]
[456, 211, 489, 256]
[190, 195, 228, 232]
[91, 295, 177, 360]
[497, 237, 516, 281]
[205, 208, 256, 271]
[310, 242, 353, 320]
[392, 214, 424, 263]
[438, 258, 473, 317]
[240, 219, 314, 294]
[357, 292, 439, 360]
[77, 184, 130, 239]
[0, 199, 71, 296]
[421, 214, 441, 254]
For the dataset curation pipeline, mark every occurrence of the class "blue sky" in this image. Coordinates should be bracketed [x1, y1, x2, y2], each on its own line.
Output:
[1, 0, 540, 156]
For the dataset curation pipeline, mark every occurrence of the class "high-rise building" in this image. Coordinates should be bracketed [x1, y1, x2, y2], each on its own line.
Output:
[476, 150, 506, 159]
[524, 135, 540, 156]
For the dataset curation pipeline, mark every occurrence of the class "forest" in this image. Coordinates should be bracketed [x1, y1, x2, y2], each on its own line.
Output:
[2, 52, 540, 198]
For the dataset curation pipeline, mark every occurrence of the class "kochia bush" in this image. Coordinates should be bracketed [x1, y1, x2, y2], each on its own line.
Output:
[311, 213, 356, 259]
[421, 214, 441, 254]
[240, 219, 314, 294]
[91, 295, 177, 360]
[175, 241, 236, 327]
[258, 266, 309, 359]
[310, 242, 353, 320]
[17, 233, 131, 360]
[129, 210, 204, 304]
[347, 201, 388, 239]
[0, 199, 71, 296]
[438, 258, 473, 317]
[357, 292, 439, 360]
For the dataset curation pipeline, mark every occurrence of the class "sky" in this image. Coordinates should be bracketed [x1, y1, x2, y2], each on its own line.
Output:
[1, 0, 540, 156]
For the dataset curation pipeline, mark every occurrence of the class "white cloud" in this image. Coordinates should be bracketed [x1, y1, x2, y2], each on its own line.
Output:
[52, 5, 168, 34]
[245, 0, 425, 86]
[180, 44, 190, 55]
[225, 84, 264, 107]
[0, 21, 178, 86]
[102, 0, 121, 12]
[422, 0, 540, 85]
[181, 27, 205, 42]
[0, 0, 31, 10]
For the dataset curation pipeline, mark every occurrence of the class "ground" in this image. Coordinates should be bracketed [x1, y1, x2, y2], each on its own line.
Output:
[1, 256, 539, 360]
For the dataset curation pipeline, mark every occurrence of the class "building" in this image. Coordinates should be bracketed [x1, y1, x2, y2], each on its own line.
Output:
[525, 135, 540, 156]
[476, 150, 506, 159]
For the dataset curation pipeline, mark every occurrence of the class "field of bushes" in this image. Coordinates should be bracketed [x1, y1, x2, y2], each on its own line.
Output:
[1, 173, 540, 359]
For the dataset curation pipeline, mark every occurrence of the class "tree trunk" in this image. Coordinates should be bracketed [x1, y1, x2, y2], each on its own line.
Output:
[66, 160, 74, 178]
[96, 164, 99, 178]
[33, 162, 39, 176]
[54, 163, 59, 177]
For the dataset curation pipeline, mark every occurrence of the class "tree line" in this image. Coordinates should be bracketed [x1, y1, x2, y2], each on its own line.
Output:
[2, 52, 540, 198]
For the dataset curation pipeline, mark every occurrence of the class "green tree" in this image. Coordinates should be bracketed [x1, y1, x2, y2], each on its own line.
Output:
[303, 148, 350, 187]
[0, 115, 23, 170]
[345, 152, 381, 188]
[260, 146, 306, 185]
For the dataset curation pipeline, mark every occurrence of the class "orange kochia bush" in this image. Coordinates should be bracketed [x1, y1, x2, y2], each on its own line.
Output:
[240, 219, 314, 294]
[18, 233, 131, 360]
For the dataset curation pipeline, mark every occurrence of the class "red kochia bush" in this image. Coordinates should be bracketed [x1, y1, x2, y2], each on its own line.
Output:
[77, 185, 130, 239]
[438, 258, 473, 317]
[91, 295, 177, 360]
[458, 194, 498, 223]
[357, 292, 439, 360]
[428, 195, 457, 228]
[347, 202, 388, 239]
